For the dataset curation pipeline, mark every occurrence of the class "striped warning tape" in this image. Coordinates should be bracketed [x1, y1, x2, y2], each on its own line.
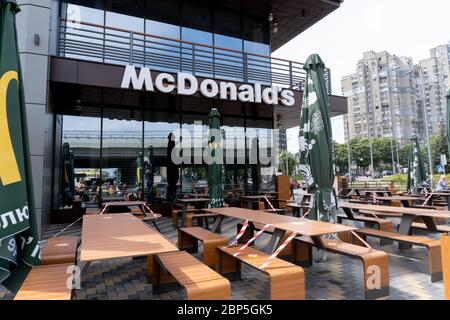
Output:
[260, 232, 298, 269]
[233, 224, 272, 257]
[229, 219, 249, 246]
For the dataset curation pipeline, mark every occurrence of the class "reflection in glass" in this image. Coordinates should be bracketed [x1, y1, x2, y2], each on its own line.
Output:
[104, 11, 145, 66]
[182, 27, 213, 77]
[214, 34, 243, 81]
[62, 3, 105, 62]
[62, 115, 101, 207]
[101, 108, 143, 198]
[145, 20, 181, 73]
[144, 113, 181, 200]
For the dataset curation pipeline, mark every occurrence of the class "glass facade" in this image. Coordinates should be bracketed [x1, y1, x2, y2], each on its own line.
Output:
[57, 94, 275, 209]
[60, 0, 271, 81]
[55, 0, 279, 211]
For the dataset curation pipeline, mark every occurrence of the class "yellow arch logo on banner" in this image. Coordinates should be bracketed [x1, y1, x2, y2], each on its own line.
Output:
[0, 71, 22, 186]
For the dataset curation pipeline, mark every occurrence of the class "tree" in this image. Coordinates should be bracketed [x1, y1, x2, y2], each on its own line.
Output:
[333, 141, 349, 173]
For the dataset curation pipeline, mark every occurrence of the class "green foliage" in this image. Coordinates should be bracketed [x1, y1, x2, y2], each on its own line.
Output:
[278, 151, 297, 176]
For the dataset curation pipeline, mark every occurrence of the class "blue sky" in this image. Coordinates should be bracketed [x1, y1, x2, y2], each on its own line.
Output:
[272, 0, 450, 151]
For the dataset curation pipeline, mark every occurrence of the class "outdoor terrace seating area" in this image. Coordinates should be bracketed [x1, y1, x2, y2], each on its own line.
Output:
[0, 202, 447, 300]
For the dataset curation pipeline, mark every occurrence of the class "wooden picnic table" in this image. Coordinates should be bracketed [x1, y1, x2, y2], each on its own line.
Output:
[99, 201, 162, 231]
[80, 213, 178, 262]
[184, 193, 208, 198]
[374, 195, 427, 207]
[101, 195, 127, 202]
[240, 195, 276, 209]
[176, 198, 210, 227]
[205, 207, 356, 254]
[339, 201, 450, 244]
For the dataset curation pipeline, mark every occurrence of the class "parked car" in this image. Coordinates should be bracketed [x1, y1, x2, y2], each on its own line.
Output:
[382, 170, 393, 176]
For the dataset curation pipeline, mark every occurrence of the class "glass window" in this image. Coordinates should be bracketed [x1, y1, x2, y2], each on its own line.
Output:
[104, 0, 144, 19]
[181, 0, 212, 32]
[101, 107, 143, 198]
[145, 20, 181, 72]
[181, 27, 213, 77]
[62, 115, 101, 208]
[144, 108, 181, 201]
[62, 3, 105, 62]
[213, 7, 241, 39]
[214, 34, 243, 81]
[105, 9, 145, 66]
[146, 0, 180, 26]
[243, 13, 269, 44]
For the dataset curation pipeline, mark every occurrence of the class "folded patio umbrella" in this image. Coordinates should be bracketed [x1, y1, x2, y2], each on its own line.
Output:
[61, 142, 75, 206]
[166, 133, 179, 203]
[298, 54, 337, 223]
[207, 108, 224, 208]
[446, 90, 450, 158]
[407, 136, 428, 193]
[0, 0, 41, 293]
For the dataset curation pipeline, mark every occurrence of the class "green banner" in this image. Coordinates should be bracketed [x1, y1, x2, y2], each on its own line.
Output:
[0, 0, 41, 293]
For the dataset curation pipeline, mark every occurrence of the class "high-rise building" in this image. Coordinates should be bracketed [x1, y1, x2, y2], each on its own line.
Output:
[419, 42, 450, 136]
[342, 51, 421, 146]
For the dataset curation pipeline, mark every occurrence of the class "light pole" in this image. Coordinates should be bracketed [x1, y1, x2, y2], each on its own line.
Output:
[409, 66, 434, 187]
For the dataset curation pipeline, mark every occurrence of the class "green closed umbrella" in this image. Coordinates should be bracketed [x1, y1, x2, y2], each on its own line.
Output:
[61, 142, 75, 206]
[446, 90, 450, 158]
[407, 136, 428, 193]
[298, 54, 337, 222]
[207, 108, 224, 208]
[0, 0, 41, 293]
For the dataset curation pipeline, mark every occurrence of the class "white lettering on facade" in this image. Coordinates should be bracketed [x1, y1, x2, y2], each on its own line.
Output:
[121, 66, 296, 107]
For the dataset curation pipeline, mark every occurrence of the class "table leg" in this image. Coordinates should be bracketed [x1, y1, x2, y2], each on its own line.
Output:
[401, 200, 410, 207]
[211, 215, 225, 233]
[422, 216, 439, 233]
[398, 214, 414, 250]
[247, 200, 252, 209]
[446, 195, 450, 210]
[266, 228, 286, 254]
[181, 203, 187, 227]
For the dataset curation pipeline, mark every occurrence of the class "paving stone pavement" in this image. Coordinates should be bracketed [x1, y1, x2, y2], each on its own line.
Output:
[0, 213, 446, 300]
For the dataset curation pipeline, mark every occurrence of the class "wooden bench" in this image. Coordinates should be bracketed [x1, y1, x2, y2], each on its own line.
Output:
[215, 245, 305, 300]
[14, 263, 73, 300]
[152, 251, 231, 300]
[442, 235, 450, 300]
[411, 222, 450, 233]
[41, 236, 79, 266]
[172, 208, 202, 227]
[293, 236, 389, 300]
[178, 227, 228, 267]
[355, 228, 442, 282]
[337, 214, 393, 245]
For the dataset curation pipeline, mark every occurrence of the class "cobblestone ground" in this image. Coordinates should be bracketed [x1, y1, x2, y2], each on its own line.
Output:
[0, 212, 445, 300]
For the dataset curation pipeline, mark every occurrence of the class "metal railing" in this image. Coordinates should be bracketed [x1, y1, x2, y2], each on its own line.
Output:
[57, 18, 331, 92]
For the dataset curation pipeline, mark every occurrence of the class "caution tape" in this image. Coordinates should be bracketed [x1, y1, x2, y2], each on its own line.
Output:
[229, 219, 250, 246]
[260, 232, 298, 269]
[233, 224, 272, 257]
